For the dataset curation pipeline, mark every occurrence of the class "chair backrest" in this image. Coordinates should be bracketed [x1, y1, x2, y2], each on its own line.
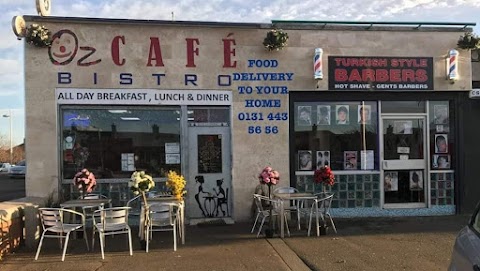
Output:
[273, 187, 299, 195]
[38, 208, 63, 230]
[81, 193, 108, 200]
[94, 207, 130, 229]
[316, 193, 334, 214]
[149, 202, 180, 227]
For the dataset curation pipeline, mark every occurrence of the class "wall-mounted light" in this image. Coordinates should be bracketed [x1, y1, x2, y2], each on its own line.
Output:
[446, 49, 459, 82]
[314, 48, 323, 80]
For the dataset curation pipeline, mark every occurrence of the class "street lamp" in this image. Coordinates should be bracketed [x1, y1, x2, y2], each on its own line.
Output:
[2, 110, 12, 164]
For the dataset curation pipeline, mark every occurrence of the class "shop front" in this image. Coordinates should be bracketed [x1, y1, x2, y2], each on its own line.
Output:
[22, 16, 474, 222]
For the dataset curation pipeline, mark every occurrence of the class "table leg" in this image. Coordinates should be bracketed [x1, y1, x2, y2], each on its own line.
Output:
[280, 200, 285, 238]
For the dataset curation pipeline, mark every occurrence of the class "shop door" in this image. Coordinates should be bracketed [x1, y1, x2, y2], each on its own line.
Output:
[187, 127, 231, 218]
[381, 116, 427, 208]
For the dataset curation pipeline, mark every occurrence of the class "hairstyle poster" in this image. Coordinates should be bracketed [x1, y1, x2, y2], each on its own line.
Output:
[409, 170, 424, 190]
[393, 120, 413, 134]
[432, 154, 450, 169]
[317, 105, 331, 125]
[434, 105, 449, 125]
[435, 134, 448, 153]
[297, 106, 312, 126]
[316, 151, 331, 169]
[384, 171, 398, 192]
[358, 105, 372, 124]
[335, 105, 350, 125]
[344, 151, 357, 170]
[298, 150, 313, 170]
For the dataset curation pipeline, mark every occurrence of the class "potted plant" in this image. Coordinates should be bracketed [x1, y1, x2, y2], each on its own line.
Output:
[73, 168, 97, 199]
[166, 170, 186, 200]
[313, 166, 335, 235]
[457, 32, 480, 50]
[24, 23, 52, 48]
[258, 166, 280, 237]
[263, 29, 289, 51]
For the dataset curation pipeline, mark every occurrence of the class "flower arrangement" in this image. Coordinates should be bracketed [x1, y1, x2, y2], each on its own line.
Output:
[263, 29, 289, 51]
[457, 32, 480, 50]
[73, 168, 97, 197]
[129, 171, 155, 196]
[24, 24, 52, 48]
[166, 170, 187, 200]
[258, 166, 280, 186]
[314, 166, 335, 187]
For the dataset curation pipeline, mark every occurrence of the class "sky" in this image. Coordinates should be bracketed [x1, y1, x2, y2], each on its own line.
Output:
[1, 0, 480, 147]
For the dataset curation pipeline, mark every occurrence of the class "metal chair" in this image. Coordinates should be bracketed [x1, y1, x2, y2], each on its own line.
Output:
[273, 187, 301, 229]
[307, 193, 337, 236]
[79, 193, 110, 226]
[251, 194, 290, 238]
[146, 202, 181, 252]
[92, 207, 133, 259]
[35, 208, 89, 261]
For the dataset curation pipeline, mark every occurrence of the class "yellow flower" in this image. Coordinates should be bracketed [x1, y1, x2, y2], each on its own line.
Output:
[166, 170, 187, 200]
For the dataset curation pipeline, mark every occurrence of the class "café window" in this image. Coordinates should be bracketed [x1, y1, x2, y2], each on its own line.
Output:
[294, 101, 379, 171]
[61, 107, 181, 179]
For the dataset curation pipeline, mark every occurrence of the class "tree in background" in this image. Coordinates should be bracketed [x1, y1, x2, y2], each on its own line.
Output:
[0, 132, 25, 164]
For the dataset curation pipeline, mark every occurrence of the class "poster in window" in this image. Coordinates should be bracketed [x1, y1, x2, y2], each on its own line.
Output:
[298, 150, 313, 170]
[435, 134, 448, 153]
[166, 153, 181, 164]
[393, 120, 413, 134]
[198, 135, 222, 173]
[336, 105, 349, 125]
[316, 151, 330, 169]
[360, 150, 374, 170]
[434, 105, 449, 124]
[344, 151, 357, 170]
[317, 106, 331, 125]
[165, 142, 180, 154]
[409, 170, 423, 190]
[297, 106, 312, 126]
[358, 105, 371, 124]
[384, 171, 398, 191]
[433, 154, 450, 169]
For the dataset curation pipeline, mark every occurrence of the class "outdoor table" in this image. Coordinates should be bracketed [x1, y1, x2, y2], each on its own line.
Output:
[274, 192, 317, 238]
[138, 196, 185, 245]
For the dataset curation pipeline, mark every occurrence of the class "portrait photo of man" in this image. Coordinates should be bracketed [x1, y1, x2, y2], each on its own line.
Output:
[298, 150, 313, 170]
[435, 134, 448, 153]
[336, 105, 349, 125]
[317, 105, 331, 125]
[297, 106, 312, 126]
[358, 105, 371, 124]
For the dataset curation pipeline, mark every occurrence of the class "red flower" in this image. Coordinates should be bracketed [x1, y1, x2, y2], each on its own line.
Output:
[314, 166, 335, 186]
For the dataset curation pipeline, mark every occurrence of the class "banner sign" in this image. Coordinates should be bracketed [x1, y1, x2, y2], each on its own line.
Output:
[56, 88, 232, 105]
[328, 56, 434, 90]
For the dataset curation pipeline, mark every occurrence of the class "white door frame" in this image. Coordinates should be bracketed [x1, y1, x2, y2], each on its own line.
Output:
[379, 112, 429, 209]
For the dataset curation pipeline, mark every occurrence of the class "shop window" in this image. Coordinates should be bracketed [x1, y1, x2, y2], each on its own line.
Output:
[382, 101, 425, 113]
[294, 101, 379, 171]
[61, 107, 181, 179]
[429, 101, 454, 170]
[188, 108, 230, 126]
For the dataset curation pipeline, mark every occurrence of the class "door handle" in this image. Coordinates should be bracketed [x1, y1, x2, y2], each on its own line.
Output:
[474, 264, 480, 271]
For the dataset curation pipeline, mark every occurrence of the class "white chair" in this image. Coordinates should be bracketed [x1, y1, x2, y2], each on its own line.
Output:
[273, 187, 301, 229]
[35, 208, 89, 261]
[146, 202, 181, 252]
[307, 193, 337, 236]
[92, 207, 133, 259]
[79, 193, 110, 226]
[251, 194, 290, 238]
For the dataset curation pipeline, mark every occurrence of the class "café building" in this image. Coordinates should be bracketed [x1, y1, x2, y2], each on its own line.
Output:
[19, 15, 480, 223]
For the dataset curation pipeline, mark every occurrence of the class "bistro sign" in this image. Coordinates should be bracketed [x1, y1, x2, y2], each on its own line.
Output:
[328, 56, 434, 90]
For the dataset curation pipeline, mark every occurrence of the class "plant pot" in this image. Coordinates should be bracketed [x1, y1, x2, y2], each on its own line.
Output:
[265, 228, 275, 238]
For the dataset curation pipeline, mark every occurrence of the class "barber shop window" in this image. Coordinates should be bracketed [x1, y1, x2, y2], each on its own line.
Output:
[61, 107, 181, 179]
[294, 101, 379, 171]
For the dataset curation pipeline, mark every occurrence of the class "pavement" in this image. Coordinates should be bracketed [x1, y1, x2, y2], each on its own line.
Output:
[0, 215, 470, 271]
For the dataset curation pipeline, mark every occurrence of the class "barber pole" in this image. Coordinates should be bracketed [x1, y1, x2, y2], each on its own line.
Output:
[447, 49, 459, 81]
[314, 48, 323, 80]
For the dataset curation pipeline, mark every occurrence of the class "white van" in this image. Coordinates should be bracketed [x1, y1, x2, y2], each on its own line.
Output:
[0, 163, 11, 172]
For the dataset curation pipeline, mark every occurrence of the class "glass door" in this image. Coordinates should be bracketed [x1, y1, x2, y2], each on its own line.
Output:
[381, 116, 427, 208]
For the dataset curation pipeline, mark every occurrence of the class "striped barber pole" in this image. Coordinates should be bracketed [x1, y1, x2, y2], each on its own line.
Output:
[448, 49, 459, 80]
[314, 48, 323, 80]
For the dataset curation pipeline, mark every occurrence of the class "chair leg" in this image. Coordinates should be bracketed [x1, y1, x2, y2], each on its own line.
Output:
[146, 224, 150, 253]
[328, 214, 337, 233]
[83, 228, 89, 251]
[283, 213, 291, 237]
[61, 232, 71, 262]
[128, 229, 133, 256]
[35, 232, 46, 260]
[251, 213, 260, 233]
[307, 209, 314, 237]
[92, 228, 96, 251]
[99, 232, 105, 260]
[257, 216, 266, 238]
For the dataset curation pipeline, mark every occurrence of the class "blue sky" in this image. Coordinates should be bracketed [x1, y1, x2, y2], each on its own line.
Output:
[1, 0, 480, 146]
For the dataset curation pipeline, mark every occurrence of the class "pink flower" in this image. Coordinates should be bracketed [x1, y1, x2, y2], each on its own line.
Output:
[258, 167, 280, 185]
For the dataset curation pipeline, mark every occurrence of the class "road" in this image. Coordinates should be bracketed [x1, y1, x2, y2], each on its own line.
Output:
[0, 172, 25, 201]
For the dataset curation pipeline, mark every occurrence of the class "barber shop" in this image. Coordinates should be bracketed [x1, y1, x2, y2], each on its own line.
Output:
[19, 14, 480, 223]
